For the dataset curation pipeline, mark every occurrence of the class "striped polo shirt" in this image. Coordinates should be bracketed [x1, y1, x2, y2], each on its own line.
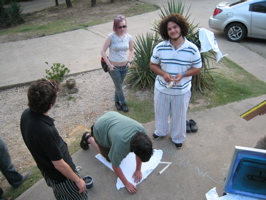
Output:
[151, 38, 202, 95]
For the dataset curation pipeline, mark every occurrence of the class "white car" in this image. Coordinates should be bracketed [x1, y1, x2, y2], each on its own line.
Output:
[209, 0, 266, 42]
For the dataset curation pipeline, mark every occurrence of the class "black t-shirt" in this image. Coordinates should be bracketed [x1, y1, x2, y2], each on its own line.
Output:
[20, 108, 76, 182]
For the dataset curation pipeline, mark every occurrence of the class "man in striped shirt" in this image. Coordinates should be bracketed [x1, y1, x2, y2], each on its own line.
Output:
[150, 13, 202, 148]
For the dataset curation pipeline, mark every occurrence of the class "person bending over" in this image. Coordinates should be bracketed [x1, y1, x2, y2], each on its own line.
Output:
[80, 111, 153, 194]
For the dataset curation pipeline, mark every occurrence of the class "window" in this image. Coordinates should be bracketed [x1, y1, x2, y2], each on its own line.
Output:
[250, 2, 266, 13]
[230, 0, 248, 7]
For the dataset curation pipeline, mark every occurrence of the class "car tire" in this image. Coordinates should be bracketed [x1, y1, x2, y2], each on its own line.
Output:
[225, 23, 247, 42]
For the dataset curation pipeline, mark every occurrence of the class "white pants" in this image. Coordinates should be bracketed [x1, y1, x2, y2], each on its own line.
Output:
[154, 88, 191, 144]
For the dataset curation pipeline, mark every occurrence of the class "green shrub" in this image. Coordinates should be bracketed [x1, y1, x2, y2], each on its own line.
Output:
[0, 0, 24, 28]
[186, 24, 216, 92]
[44, 62, 70, 82]
[8, 1, 24, 24]
[126, 33, 158, 89]
[158, 0, 191, 22]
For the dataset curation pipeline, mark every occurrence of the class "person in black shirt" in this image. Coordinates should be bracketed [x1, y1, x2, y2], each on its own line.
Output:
[20, 79, 88, 200]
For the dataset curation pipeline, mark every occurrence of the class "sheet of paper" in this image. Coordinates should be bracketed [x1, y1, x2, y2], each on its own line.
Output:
[206, 187, 260, 200]
[95, 149, 163, 190]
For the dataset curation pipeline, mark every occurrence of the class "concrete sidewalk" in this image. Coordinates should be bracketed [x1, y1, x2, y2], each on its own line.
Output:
[0, 10, 158, 89]
[1, 10, 266, 88]
[1, 0, 266, 199]
[15, 94, 266, 200]
[1, 0, 266, 89]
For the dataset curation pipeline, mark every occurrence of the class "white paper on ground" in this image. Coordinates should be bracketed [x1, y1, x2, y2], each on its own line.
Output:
[206, 187, 220, 200]
[95, 149, 163, 190]
[206, 188, 260, 200]
[219, 194, 260, 200]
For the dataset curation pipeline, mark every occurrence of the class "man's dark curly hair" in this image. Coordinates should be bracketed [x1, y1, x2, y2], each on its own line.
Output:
[158, 13, 190, 40]
[130, 132, 153, 162]
[28, 79, 60, 114]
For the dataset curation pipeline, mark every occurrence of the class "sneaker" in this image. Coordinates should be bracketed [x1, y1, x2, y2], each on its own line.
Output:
[22, 171, 31, 181]
[189, 119, 198, 132]
[152, 133, 160, 139]
[121, 103, 129, 112]
[186, 120, 191, 133]
[115, 102, 122, 111]
[174, 143, 182, 148]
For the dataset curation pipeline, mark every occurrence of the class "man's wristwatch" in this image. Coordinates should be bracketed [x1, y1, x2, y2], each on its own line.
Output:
[181, 72, 186, 76]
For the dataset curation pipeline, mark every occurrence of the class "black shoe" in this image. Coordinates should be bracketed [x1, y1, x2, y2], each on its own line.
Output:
[0, 187, 3, 200]
[13, 171, 31, 189]
[121, 103, 129, 112]
[80, 132, 91, 150]
[186, 120, 191, 133]
[115, 102, 122, 111]
[189, 119, 198, 132]
[152, 133, 160, 139]
[174, 143, 182, 148]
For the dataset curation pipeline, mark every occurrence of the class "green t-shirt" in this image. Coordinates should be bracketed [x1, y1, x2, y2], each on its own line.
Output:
[93, 111, 147, 167]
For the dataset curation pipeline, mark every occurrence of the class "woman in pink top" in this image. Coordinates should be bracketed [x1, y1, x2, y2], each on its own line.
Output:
[101, 15, 134, 112]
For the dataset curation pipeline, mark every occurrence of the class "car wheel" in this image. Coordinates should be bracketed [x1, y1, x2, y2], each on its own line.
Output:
[225, 23, 247, 42]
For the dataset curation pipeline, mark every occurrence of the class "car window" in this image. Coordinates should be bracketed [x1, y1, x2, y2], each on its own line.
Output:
[229, 0, 249, 7]
[250, 1, 266, 13]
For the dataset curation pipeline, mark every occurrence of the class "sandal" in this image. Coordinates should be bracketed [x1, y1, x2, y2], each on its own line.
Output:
[80, 132, 91, 150]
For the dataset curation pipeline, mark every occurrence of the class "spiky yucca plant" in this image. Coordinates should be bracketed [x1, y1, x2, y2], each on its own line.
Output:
[126, 33, 159, 89]
[8, 1, 24, 25]
[185, 24, 215, 92]
[158, 0, 191, 22]
[0, 0, 24, 27]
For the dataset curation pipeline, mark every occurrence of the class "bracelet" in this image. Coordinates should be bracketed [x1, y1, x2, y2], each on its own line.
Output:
[181, 72, 186, 77]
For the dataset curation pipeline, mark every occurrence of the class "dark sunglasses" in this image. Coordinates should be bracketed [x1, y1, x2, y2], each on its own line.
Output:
[118, 25, 127, 29]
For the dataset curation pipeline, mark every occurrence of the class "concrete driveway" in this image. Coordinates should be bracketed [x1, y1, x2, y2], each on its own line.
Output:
[147, 0, 266, 58]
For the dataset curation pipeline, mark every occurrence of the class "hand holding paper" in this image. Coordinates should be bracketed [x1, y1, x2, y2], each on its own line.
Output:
[95, 149, 163, 190]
